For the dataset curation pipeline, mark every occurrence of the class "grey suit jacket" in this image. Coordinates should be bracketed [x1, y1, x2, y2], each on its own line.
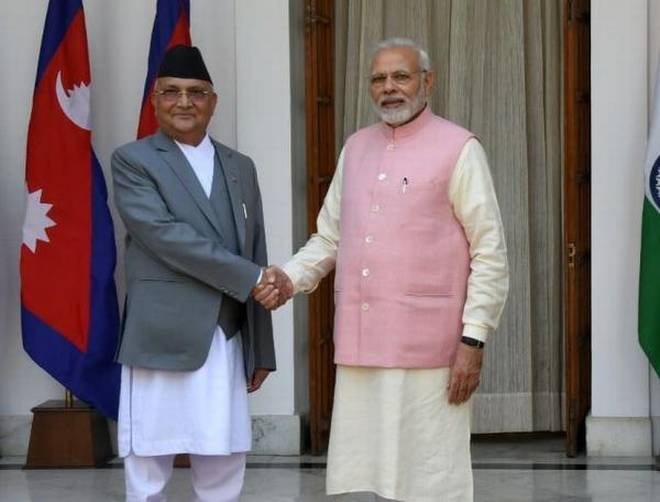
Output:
[111, 131, 275, 377]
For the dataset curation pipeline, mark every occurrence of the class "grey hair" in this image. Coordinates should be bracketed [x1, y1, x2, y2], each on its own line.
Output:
[371, 37, 431, 71]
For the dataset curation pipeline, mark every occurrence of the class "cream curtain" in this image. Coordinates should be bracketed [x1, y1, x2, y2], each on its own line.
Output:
[334, 0, 563, 432]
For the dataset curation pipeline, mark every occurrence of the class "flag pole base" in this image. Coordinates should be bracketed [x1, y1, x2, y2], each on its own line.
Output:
[24, 400, 113, 468]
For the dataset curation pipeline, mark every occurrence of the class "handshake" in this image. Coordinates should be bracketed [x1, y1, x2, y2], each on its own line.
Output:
[251, 266, 294, 310]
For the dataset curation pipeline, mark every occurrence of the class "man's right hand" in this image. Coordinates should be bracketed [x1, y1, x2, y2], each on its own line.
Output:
[251, 266, 294, 310]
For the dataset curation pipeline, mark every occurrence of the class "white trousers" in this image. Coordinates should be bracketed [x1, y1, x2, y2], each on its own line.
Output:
[124, 452, 246, 502]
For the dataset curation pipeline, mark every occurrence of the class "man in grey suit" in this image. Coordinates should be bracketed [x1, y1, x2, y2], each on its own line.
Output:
[112, 45, 288, 502]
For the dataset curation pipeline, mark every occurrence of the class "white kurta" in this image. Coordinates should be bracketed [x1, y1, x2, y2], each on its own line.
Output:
[117, 135, 252, 458]
[118, 329, 251, 457]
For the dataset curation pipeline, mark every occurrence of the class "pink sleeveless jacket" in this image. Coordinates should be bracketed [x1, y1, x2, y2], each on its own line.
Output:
[334, 107, 473, 368]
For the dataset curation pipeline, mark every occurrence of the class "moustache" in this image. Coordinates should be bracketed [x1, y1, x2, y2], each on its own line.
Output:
[378, 96, 408, 107]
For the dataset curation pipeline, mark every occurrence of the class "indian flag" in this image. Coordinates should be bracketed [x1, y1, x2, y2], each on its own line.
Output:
[640, 67, 660, 378]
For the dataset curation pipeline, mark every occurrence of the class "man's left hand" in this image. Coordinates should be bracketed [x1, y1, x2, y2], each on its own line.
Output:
[247, 368, 271, 393]
[447, 343, 483, 405]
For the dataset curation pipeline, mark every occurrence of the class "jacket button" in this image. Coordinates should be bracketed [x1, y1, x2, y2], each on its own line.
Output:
[371, 204, 381, 213]
[362, 268, 370, 277]
[377, 173, 387, 181]
[365, 235, 373, 243]
[361, 302, 369, 311]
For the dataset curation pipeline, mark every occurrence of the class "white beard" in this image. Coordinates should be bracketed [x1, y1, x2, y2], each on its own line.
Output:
[373, 85, 427, 126]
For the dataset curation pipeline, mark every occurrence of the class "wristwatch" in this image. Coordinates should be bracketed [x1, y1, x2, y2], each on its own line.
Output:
[460, 336, 485, 349]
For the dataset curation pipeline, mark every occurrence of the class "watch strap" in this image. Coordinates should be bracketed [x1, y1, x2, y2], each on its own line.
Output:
[460, 336, 485, 349]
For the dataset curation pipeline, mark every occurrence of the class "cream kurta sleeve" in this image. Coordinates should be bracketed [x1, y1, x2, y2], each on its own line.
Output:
[449, 138, 509, 343]
[283, 149, 344, 293]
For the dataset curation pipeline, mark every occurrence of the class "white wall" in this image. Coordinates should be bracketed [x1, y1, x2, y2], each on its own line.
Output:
[234, 0, 295, 415]
[0, 0, 296, 452]
[589, 0, 653, 455]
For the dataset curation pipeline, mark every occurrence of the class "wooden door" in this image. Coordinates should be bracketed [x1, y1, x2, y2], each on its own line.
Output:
[304, 0, 336, 454]
[563, 0, 591, 458]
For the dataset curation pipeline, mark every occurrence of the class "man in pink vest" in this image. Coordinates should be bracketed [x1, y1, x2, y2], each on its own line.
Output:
[280, 37, 509, 501]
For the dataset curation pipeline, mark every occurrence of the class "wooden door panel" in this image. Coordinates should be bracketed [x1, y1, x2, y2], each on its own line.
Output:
[304, 0, 336, 454]
[564, 0, 591, 457]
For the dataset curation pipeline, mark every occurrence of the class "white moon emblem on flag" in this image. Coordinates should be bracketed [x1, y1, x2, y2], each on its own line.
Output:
[55, 71, 91, 130]
[23, 187, 57, 253]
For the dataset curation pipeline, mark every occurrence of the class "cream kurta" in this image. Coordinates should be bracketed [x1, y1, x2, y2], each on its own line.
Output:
[283, 131, 508, 501]
[117, 136, 252, 458]
[327, 366, 472, 501]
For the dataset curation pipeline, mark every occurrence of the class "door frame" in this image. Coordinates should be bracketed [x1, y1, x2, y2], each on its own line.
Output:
[303, 0, 336, 455]
[563, 0, 592, 457]
[302, 0, 592, 456]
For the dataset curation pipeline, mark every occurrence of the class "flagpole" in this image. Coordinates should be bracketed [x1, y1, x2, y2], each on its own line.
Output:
[64, 389, 74, 407]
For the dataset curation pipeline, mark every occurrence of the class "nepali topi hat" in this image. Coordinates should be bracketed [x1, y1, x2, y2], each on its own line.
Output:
[157, 45, 213, 84]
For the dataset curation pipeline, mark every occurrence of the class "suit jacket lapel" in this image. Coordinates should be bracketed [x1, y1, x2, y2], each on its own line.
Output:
[213, 140, 246, 255]
[151, 131, 225, 237]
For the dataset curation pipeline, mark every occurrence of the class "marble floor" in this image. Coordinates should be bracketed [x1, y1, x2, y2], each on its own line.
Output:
[0, 436, 657, 501]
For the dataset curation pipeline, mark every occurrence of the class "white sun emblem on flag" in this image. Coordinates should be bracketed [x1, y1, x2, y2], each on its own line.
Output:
[23, 187, 56, 253]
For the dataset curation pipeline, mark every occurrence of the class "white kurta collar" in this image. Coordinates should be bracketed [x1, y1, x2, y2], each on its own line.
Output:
[175, 134, 213, 156]
[174, 134, 215, 197]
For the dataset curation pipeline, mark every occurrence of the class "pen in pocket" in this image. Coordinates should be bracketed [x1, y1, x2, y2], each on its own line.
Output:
[401, 177, 408, 194]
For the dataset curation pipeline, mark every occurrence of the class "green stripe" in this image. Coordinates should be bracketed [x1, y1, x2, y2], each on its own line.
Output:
[639, 197, 660, 377]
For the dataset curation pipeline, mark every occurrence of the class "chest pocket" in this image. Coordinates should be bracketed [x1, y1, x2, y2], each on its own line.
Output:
[390, 176, 448, 225]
